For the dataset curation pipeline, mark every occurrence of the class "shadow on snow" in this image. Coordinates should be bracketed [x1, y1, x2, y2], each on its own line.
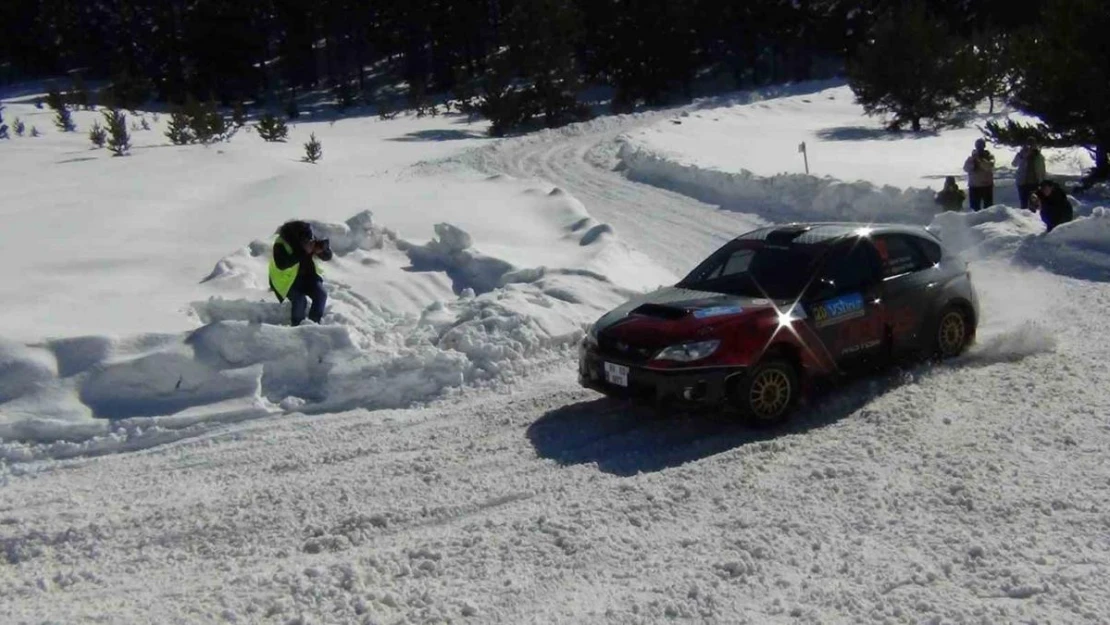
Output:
[527, 369, 915, 477]
[815, 125, 940, 142]
[388, 128, 487, 142]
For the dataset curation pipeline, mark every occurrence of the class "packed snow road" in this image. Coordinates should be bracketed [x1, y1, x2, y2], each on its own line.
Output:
[460, 110, 764, 275]
[4, 264, 1108, 623]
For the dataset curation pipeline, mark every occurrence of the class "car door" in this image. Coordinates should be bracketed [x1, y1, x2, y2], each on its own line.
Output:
[870, 233, 935, 357]
[802, 240, 886, 372]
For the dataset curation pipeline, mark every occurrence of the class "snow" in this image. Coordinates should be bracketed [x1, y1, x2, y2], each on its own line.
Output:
[3, 80, 1110, 623]
[622, 84, 1093, 193]
[0, 101, 671, 459]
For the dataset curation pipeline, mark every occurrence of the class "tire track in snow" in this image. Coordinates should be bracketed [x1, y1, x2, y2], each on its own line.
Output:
[460, 113, 763, 275]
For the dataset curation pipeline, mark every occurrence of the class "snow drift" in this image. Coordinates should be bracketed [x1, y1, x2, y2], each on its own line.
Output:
[0, 190, 673, 461]
[930, 205, 1110, 282]
[617, 138, 938, 225]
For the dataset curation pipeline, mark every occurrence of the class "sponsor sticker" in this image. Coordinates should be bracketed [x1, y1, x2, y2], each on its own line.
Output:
[693, 305, 744, 319]
[809, 292, 865, 327]
[841, 338, 881, 354]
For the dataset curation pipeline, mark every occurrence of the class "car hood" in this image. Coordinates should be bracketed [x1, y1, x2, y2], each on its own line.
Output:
[592, 286, 775, 343]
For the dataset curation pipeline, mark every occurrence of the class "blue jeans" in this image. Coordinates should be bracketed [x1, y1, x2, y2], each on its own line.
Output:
[288, 281, 326, 326]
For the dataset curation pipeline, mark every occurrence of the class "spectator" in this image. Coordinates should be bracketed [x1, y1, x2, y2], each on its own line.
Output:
[1031, 179, 1074, 233]
[268, 220, 334, 326]
[963, 138, 996, 211]
[1011, 143, 1046, 209]
[934, 176, 966, 211]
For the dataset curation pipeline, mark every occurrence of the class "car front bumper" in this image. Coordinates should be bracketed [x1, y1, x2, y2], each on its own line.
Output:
[577, 341, 743, 405]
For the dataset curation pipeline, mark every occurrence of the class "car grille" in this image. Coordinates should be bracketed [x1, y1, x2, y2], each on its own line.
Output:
[597, 336, 659, 364]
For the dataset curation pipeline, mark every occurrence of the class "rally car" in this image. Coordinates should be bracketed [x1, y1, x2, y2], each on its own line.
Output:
[578, 222, 979, 425]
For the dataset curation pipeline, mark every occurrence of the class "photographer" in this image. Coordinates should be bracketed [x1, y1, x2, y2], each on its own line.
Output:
[1030, 179, 1074, 233]
[1012, 143, 1046, 209]
[268, 220, 333, 326]
[962, 138, 996, 211]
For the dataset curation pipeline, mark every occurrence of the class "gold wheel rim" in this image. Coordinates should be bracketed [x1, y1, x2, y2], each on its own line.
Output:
[939, 312, 966, 355]
[749, 369, 791, 419]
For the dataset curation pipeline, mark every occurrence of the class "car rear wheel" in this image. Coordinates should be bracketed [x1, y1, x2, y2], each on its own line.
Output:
[731, 359, 798, 427]
[933, 305, 972, 359]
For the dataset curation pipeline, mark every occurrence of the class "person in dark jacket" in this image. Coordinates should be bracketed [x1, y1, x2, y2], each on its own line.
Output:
[934, 176, 966, 211]
[268, 220, 333, 325]
[963, 138, 996, 211]
[1031, 179, 1074, 233]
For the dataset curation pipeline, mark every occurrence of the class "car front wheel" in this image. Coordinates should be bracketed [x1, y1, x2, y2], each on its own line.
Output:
[732, 359, 799, 427]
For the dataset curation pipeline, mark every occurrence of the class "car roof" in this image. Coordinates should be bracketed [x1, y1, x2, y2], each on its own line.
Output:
[735, 222, 938, 246]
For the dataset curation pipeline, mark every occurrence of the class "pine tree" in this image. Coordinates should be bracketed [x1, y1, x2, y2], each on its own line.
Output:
[477, 56, 531, 137]
[104, 109, 131, 156]
[985, 0, 1110, 182]
[475, 0, 589, 135]
[302, 132, 322, 163]
[70, 73, 92, 110]
[47, 88, 76, 132]
[89, 120, 107, 147]
[847, 2, 979, 132]
[165, 106, 194, 145]
[197, 100, 231, 144]
[141, 117, 150, 131]
[967, 29, 1014, 114]
[0, 106, 8, 140]
[333, 80, 357, 112]
[232, 101, 247, 127]
[256, 113, 289, 142]
[451, 68, 479, 122]
[14, 118, 25, 137]
[376, 96, 400, 120]
[186, 97, 214, 143]
[30, 126, 40, 138]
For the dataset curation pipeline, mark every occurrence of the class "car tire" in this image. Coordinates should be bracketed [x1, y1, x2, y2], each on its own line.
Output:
[932, 304, 972, 359]
[731, 359, 799, 428]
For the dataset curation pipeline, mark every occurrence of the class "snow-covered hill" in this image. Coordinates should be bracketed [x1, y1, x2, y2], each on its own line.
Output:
[2, 81, 1109, 623]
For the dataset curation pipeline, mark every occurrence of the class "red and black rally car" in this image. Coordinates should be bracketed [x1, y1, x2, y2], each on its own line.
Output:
[578, 223, 979, 425]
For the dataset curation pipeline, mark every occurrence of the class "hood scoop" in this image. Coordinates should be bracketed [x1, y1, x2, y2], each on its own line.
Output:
[629, 303, 689, 320]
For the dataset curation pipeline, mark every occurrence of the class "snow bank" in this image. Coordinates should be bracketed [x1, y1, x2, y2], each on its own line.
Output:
[928, 206, 1047, 259]
[1018, 206, 1110, 281]
[1, 195, 669, 462]
[928, 205, 1110, 281]
[617, 138, 938, 225]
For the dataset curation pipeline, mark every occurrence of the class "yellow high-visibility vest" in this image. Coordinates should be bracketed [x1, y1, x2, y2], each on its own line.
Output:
[268, 237, 321, 300]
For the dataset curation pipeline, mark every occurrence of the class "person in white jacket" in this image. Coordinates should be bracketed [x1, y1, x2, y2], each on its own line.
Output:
[963, 138, 996, 211]
[1011, 143, 1046, 209]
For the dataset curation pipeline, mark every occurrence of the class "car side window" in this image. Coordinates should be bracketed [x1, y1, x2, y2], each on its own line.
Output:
[818, 242, 881, 294]
[872, 234, 930, 278]
[685, 246, 752, 283]
[913, 237, 942, 265]
[719, 250, 754, 277]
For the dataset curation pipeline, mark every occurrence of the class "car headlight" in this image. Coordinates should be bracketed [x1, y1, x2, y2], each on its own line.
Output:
[653, 339, 721, 362]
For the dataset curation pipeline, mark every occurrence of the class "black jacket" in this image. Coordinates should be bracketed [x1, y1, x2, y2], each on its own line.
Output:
[1035, 181, 1073, 228]
[272, 220, 333, 295]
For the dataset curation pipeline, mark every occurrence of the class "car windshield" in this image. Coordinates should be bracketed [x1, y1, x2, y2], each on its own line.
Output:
[676, 241, 820, 300]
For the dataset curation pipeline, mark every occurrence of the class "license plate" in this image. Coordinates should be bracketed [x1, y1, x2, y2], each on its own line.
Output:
[603, 362, 629, 387]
